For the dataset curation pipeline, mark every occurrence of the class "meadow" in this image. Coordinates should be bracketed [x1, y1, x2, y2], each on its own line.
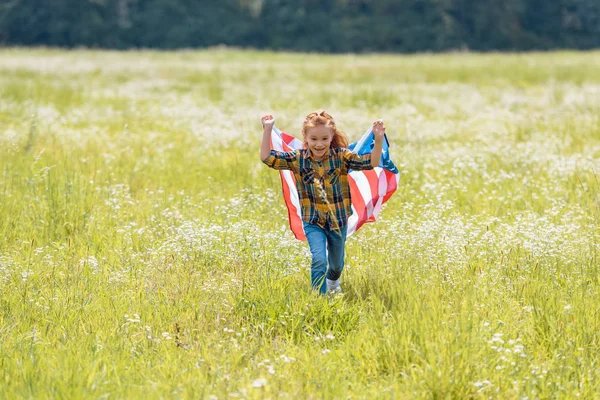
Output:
[0, 48, 599, 399]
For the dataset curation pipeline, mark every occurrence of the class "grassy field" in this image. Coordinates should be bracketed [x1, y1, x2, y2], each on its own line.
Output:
[1, 48, 599, 399]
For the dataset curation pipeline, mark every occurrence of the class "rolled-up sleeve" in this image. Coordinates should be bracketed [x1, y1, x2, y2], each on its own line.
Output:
[343, 149, 373, 171]
[262, 149, 298, 171]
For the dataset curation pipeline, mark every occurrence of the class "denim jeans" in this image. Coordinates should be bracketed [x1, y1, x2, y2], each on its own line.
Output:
[302, 222, 348, 294]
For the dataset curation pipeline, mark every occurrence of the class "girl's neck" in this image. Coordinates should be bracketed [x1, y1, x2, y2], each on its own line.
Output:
[310, 149, 328, 161]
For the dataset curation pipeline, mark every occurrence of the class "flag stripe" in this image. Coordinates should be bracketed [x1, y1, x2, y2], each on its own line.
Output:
[382, 169, 399, 203]
[349, 171, 374, 231]
[280, 171, 305, 240]
[270, 129, 305, 240]
[348, 175, 368, 231]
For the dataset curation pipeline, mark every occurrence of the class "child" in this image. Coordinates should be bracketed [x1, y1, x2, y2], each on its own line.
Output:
[260, 110, 385, 294]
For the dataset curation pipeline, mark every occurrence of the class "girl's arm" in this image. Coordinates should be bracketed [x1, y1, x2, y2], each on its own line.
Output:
[260, 114, 298, 171]
[370, 119, 385, 167]
[260, 114, 275, 161]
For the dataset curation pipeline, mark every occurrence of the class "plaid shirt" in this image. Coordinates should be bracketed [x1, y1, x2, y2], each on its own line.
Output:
[262, 147, 373, 230]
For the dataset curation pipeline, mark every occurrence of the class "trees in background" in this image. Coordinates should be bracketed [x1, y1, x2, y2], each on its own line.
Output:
[0, 0, 598, 51]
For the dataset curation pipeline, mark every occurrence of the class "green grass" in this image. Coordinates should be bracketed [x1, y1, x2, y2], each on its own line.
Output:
[0, 48, 599, 399]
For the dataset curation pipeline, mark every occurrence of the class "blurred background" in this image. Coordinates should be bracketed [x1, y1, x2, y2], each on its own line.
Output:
[1, 0, 598, 52]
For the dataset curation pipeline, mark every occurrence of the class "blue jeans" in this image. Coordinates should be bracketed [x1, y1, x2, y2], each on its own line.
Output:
[303, 222, 348, 294]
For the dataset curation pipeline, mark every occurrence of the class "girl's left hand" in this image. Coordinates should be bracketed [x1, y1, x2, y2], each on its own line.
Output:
[373, 119, 386, 139]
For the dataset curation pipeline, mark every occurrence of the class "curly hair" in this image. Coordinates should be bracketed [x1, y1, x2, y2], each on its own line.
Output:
[302, 110, 349, 149]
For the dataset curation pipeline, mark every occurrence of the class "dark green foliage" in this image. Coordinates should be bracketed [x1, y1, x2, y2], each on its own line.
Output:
[0, 0, 598, 51]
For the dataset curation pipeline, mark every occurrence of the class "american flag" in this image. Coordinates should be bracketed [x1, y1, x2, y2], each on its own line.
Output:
[269, 126, 400, 241]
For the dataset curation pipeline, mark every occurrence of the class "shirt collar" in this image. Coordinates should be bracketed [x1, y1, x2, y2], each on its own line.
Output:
[304, 148, 334, 161]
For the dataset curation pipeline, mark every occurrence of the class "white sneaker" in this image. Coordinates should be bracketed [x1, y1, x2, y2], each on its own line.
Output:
[326, 279, 342, 294]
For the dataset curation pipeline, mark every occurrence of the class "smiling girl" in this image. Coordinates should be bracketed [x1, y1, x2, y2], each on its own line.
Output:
[260, 110, 385, 294]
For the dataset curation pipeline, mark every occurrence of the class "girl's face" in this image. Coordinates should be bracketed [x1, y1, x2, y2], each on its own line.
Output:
[305, 125, 334, 160]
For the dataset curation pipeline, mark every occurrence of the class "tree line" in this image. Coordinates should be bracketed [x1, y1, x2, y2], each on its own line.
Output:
[1, 0, 598, 52]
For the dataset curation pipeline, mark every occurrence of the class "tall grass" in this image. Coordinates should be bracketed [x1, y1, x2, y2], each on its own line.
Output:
[0, 48, 599, 398]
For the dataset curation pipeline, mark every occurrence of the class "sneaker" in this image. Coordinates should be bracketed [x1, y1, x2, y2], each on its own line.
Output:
[326, 279, 342, 294]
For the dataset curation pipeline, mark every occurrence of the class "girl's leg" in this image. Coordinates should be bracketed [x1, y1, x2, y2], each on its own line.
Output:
[325, 225, 348, 282]
[302, 222, 328, 294]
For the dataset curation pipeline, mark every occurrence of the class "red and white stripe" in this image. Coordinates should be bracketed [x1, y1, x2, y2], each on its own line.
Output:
[271, 127, 399, 241]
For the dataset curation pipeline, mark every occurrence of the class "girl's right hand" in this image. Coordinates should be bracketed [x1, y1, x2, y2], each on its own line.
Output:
[261, 114, 275, 130]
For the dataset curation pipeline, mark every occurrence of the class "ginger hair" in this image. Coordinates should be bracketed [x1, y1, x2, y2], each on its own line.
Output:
[302, 110, 349, 149]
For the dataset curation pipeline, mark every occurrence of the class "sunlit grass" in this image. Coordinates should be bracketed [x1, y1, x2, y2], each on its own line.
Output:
[1, 48, 599, 398]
